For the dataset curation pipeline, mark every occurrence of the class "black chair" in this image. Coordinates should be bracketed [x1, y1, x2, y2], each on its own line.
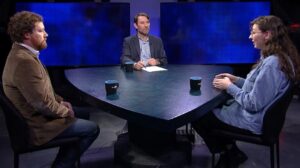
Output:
[0, 83, 80, 168]
[210, 84, 294, 168]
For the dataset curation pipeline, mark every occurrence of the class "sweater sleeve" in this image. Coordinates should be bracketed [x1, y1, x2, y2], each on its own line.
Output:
[226, 64, 286, 112]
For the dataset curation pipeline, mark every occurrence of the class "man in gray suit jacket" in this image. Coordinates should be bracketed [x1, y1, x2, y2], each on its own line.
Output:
[121, 12, 168, 70]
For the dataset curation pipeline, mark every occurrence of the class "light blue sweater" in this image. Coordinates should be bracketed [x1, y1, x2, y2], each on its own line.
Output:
[213, 55, 290, 134]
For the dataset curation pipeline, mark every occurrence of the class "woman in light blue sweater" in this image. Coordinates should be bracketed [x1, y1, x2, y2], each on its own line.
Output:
[192, 15, 300, 168]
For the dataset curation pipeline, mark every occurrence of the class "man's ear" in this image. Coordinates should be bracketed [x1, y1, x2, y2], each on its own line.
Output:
[133, 23, 138, 29]
[24, 32, 31, 40]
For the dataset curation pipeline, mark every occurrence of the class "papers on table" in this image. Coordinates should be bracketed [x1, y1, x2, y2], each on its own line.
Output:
[142, 66, 167, 72]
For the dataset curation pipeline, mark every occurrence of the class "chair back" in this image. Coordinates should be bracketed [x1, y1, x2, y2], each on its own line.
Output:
[262, 83, 294, 143]
[0, 82, 30, 152]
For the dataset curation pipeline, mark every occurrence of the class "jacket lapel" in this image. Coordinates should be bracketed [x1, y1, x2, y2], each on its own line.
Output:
[149, 36, 154, 57]
[133, 36, 141, 57]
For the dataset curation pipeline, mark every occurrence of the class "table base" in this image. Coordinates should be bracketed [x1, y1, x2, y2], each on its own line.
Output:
[114, 133, 192, 168]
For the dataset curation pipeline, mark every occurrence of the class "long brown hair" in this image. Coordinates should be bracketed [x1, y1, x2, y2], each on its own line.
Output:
[251, 15, 300, 81]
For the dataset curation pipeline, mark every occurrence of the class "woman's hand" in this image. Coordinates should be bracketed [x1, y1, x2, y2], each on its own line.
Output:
[215, 73, 238, 83]
[213, 76, 232, 90]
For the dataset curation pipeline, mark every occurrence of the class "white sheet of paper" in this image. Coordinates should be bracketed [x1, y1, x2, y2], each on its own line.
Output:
[142, 66, 167, 72]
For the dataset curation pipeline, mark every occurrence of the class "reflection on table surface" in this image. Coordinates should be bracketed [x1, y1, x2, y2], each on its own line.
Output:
[65, 64, 232, 131]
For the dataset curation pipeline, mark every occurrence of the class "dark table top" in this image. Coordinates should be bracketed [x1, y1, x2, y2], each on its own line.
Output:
[65, 65, 232, 131]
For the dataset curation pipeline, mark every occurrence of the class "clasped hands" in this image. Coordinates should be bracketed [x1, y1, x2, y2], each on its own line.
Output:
[61, 101, 75, 118]
[134, 58, 159, 70]
[213, 73, 238, 90]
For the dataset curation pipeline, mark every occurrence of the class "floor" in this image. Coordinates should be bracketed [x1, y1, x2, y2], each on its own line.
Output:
[1, 98, 300, 168]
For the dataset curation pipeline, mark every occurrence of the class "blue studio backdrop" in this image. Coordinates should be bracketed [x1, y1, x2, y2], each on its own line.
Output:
[161, 2, 270, 64]
[16, 1, 269, 66]
[16, 2, 130, 67]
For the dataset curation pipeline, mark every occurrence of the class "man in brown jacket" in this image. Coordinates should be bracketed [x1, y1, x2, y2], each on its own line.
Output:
[2, 11, 100, 168]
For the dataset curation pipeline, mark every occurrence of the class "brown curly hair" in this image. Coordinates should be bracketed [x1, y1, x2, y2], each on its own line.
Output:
[7, 11, 43, 43]
[251, 15, 300, 82]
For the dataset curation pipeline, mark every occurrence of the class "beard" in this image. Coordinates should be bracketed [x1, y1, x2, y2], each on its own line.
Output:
[138, 29, 149, 36]
[37, 40, 47, 51]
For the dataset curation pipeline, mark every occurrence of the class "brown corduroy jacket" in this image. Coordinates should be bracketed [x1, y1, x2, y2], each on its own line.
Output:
[2, 43, 76, 146]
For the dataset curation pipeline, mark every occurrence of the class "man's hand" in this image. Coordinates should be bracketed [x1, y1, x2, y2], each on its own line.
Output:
[134, 61, 145, 70]
[61, 101, 74, 117]
[148, 58, 159, 66]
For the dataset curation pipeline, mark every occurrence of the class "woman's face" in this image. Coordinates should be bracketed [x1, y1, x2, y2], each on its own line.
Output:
[249, 24, 268, 49]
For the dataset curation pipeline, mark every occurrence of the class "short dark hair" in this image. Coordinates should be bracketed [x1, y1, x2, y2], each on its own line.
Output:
[133, 12, 149, 24]
[7, 11, 43, 42]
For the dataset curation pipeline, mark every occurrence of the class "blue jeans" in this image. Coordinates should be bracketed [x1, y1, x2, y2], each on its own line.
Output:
[52, 107, 100, 168]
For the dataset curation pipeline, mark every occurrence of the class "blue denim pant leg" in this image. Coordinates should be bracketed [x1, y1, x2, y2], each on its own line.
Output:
[52, 118, 100, 168]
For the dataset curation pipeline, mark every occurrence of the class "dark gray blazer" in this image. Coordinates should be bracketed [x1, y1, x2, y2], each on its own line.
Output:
[120, 35, 168, 65]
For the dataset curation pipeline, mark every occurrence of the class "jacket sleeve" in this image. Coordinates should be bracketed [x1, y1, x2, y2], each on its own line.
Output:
[155, 38, 168, 65]
[121, 37, 135, 64]
[13, 59, 69, 118]
[55, 93, 64, 103]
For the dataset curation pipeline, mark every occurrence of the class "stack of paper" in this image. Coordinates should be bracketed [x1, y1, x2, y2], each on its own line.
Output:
[142, 66, 167, 72]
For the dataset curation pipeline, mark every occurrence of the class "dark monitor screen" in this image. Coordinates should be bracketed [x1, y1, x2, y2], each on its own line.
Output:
[161, 2, 270, 64]
[16, 2, 130, 67]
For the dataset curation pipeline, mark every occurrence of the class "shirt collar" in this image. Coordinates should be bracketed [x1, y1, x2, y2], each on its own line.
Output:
[16, 42, 40, 58]
[137, 34, 149, 42]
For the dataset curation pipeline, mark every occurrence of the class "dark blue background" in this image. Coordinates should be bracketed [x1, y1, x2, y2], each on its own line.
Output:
[161, 2, 270, 64]
[16, 2, 130, 66]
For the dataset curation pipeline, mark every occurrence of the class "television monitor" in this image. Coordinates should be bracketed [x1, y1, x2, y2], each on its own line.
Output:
[16, 2, 130, 67]
[161, 2, 270, 64]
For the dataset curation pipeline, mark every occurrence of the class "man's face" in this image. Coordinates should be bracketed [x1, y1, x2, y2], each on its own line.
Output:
[134, 16, 150, 36]
[26, 22, 48, 51]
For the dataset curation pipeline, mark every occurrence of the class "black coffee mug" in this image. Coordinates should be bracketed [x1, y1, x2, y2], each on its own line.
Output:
[105, 80, 119, 95]
[124, 61, 134, 72]
[190, 76, 202, 90]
